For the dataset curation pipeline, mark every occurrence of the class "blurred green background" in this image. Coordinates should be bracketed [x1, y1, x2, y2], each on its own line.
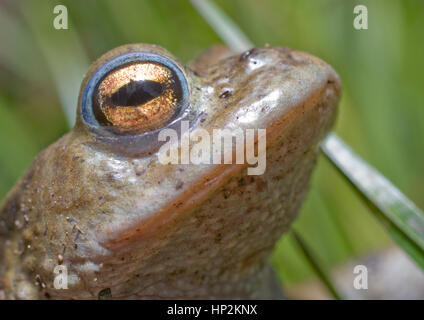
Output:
[0, 0, 423, 289]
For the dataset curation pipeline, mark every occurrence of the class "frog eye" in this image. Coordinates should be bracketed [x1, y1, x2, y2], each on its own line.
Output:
[92, 61, 182, 134]
[81, 52, 189, 135]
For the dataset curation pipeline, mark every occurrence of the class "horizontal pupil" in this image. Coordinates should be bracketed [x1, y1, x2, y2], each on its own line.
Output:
[110, 79, 164, 107]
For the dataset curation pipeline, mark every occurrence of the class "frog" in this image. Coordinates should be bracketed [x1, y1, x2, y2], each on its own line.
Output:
[0, 43, 340, 299]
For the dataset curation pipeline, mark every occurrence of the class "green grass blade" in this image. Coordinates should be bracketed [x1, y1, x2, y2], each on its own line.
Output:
[189, 0, 253, 53]
[322, 134, 424, 268]
[291, 231, 342, 300]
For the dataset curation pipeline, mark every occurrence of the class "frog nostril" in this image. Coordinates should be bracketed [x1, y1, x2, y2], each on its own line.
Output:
[239, 48, 256, 61]
[219, 90, 232, 99]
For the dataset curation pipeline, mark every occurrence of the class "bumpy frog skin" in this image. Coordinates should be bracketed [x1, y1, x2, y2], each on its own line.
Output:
[0, 44, 340, 299]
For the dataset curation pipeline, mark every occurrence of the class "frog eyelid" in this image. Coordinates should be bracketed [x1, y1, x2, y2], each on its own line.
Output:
[80, 51, 193, 157]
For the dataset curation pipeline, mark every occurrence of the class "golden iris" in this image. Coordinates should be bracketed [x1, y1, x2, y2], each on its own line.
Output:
[92, 61, 182, 134]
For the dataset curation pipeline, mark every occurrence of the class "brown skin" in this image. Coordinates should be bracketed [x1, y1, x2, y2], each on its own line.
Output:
[0, 44, 340, 299]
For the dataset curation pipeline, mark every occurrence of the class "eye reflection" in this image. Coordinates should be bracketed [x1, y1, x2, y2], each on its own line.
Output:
[92, 61, 182, 134]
